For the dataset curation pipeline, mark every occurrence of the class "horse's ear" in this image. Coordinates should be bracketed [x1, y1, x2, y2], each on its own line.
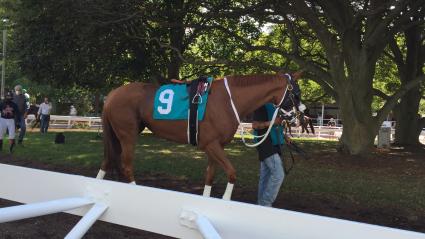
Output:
[293, 71, 304, 80]
[276, 71, 287, 81]
[171, 79, 185, 84]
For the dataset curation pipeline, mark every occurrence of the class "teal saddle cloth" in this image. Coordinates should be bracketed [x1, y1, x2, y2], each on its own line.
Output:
[153, 77, 213, 120]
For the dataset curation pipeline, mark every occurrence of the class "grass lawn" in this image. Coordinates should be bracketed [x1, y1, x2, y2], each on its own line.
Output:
[3, 131, 425, 218]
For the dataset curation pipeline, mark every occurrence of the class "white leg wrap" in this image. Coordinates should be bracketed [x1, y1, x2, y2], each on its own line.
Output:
[129, 181, 136, 185]
[222, 183, 234, 200]
[96, 169, 106, 179]
[202, 185, 212, 197]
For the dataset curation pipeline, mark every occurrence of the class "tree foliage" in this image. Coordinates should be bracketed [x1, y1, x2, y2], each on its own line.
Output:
[2, 0, 425, 152]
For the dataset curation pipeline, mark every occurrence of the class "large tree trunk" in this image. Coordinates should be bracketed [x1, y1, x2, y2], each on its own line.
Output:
[335, 50, 379, 155]
[337, 83, 377, 155]
[393, 26, 425, 146]
[394, 89, 424, 145]
[167, 0, 184, 80]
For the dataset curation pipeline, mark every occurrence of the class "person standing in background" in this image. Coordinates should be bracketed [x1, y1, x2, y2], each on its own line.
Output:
[0, 91, 20, 153]
[38, 97, 52, 133]
[12, 85, 30, 144]
[69, 105, 77, 128]
[69, 105, 77, 116]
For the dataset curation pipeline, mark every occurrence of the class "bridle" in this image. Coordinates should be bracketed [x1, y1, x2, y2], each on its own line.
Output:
[278, 73, 305, 125]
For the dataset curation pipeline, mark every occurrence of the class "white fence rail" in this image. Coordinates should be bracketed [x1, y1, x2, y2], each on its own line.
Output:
[26, 114, 101, 129]
[25, 116, 425, 143]
[239, 123, 425, 143]
[0, 164, 424, 239]
[238, 123, 344, 140]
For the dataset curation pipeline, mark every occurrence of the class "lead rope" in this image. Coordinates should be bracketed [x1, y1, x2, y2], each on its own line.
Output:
[223, 77, 289, 148]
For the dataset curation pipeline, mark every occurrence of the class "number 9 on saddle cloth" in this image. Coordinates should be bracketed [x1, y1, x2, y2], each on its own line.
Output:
[153, 76, 213, 146]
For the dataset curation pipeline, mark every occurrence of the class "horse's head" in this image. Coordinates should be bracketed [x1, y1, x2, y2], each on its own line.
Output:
[276, 72, 306, 124]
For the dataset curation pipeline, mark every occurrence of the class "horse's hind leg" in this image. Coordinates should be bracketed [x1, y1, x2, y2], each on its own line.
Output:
[118, 134, 138, 184]
[96, 159, 111, 179]
[205, 141, 236, 200]
[288, 124, 294, 137]
[96, 165, 107, 179]
[97, 135, 121, 180]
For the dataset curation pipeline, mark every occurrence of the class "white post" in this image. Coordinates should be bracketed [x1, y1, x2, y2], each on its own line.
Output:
[202, 185, 212, 197]
[321, 103, 324, 126]
[96, 169, 106, 179]
[180, 209, 222, 239]
[0, 197, 93, 223]
[336, 116, 339, 127]
[196, 214, 222, 239]
[222, 183, 234, 200]
[65, 203, 108, 239]
[1, 29, 6, 100]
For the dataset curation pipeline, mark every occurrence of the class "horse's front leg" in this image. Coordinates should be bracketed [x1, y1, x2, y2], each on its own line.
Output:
[288, 124, 294, 137]
[310, 120, 316, 134]
[205, 141, 236, 200]
[202, 158, 217, 197]
[303, 123, 309, 134]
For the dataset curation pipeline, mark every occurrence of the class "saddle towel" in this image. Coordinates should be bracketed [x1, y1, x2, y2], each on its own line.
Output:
[153, 77, 213, 120]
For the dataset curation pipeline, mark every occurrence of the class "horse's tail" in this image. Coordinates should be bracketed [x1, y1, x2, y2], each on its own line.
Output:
[102, 111, 123, 179]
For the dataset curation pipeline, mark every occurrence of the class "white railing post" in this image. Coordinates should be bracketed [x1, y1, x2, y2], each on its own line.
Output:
[180, 209, 222, 239]
[0, 197, 93, 223]
[195, 214, 222, 239]
[68, 116, 72, 128]
[65, 203, 108, 239]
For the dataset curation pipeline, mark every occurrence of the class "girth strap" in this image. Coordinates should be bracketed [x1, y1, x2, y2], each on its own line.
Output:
[187, 76, 209, 146]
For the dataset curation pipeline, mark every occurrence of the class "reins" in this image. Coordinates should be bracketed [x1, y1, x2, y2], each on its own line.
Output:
[223, 75, 290, 148]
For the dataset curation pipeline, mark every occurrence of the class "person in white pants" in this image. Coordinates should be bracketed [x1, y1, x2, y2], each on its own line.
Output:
[0, 91, 20, 153]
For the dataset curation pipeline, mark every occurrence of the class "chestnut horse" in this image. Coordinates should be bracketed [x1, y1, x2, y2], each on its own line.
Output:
[97, 74, 292, 200]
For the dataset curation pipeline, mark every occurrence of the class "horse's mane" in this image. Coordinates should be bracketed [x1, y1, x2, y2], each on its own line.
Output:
[217, 74, 280, 87]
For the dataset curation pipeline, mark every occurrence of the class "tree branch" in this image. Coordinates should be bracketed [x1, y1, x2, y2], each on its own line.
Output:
[204, 23, 335, 89]
[373, 88, 390, 100]
[388, 36, 405, 68]
[287, 1, 339, 60]
[282, 16, 299, 55]
[375, 75, 425, 123]
[365, 0, 425, 51]
[315, 0, 355, 33]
